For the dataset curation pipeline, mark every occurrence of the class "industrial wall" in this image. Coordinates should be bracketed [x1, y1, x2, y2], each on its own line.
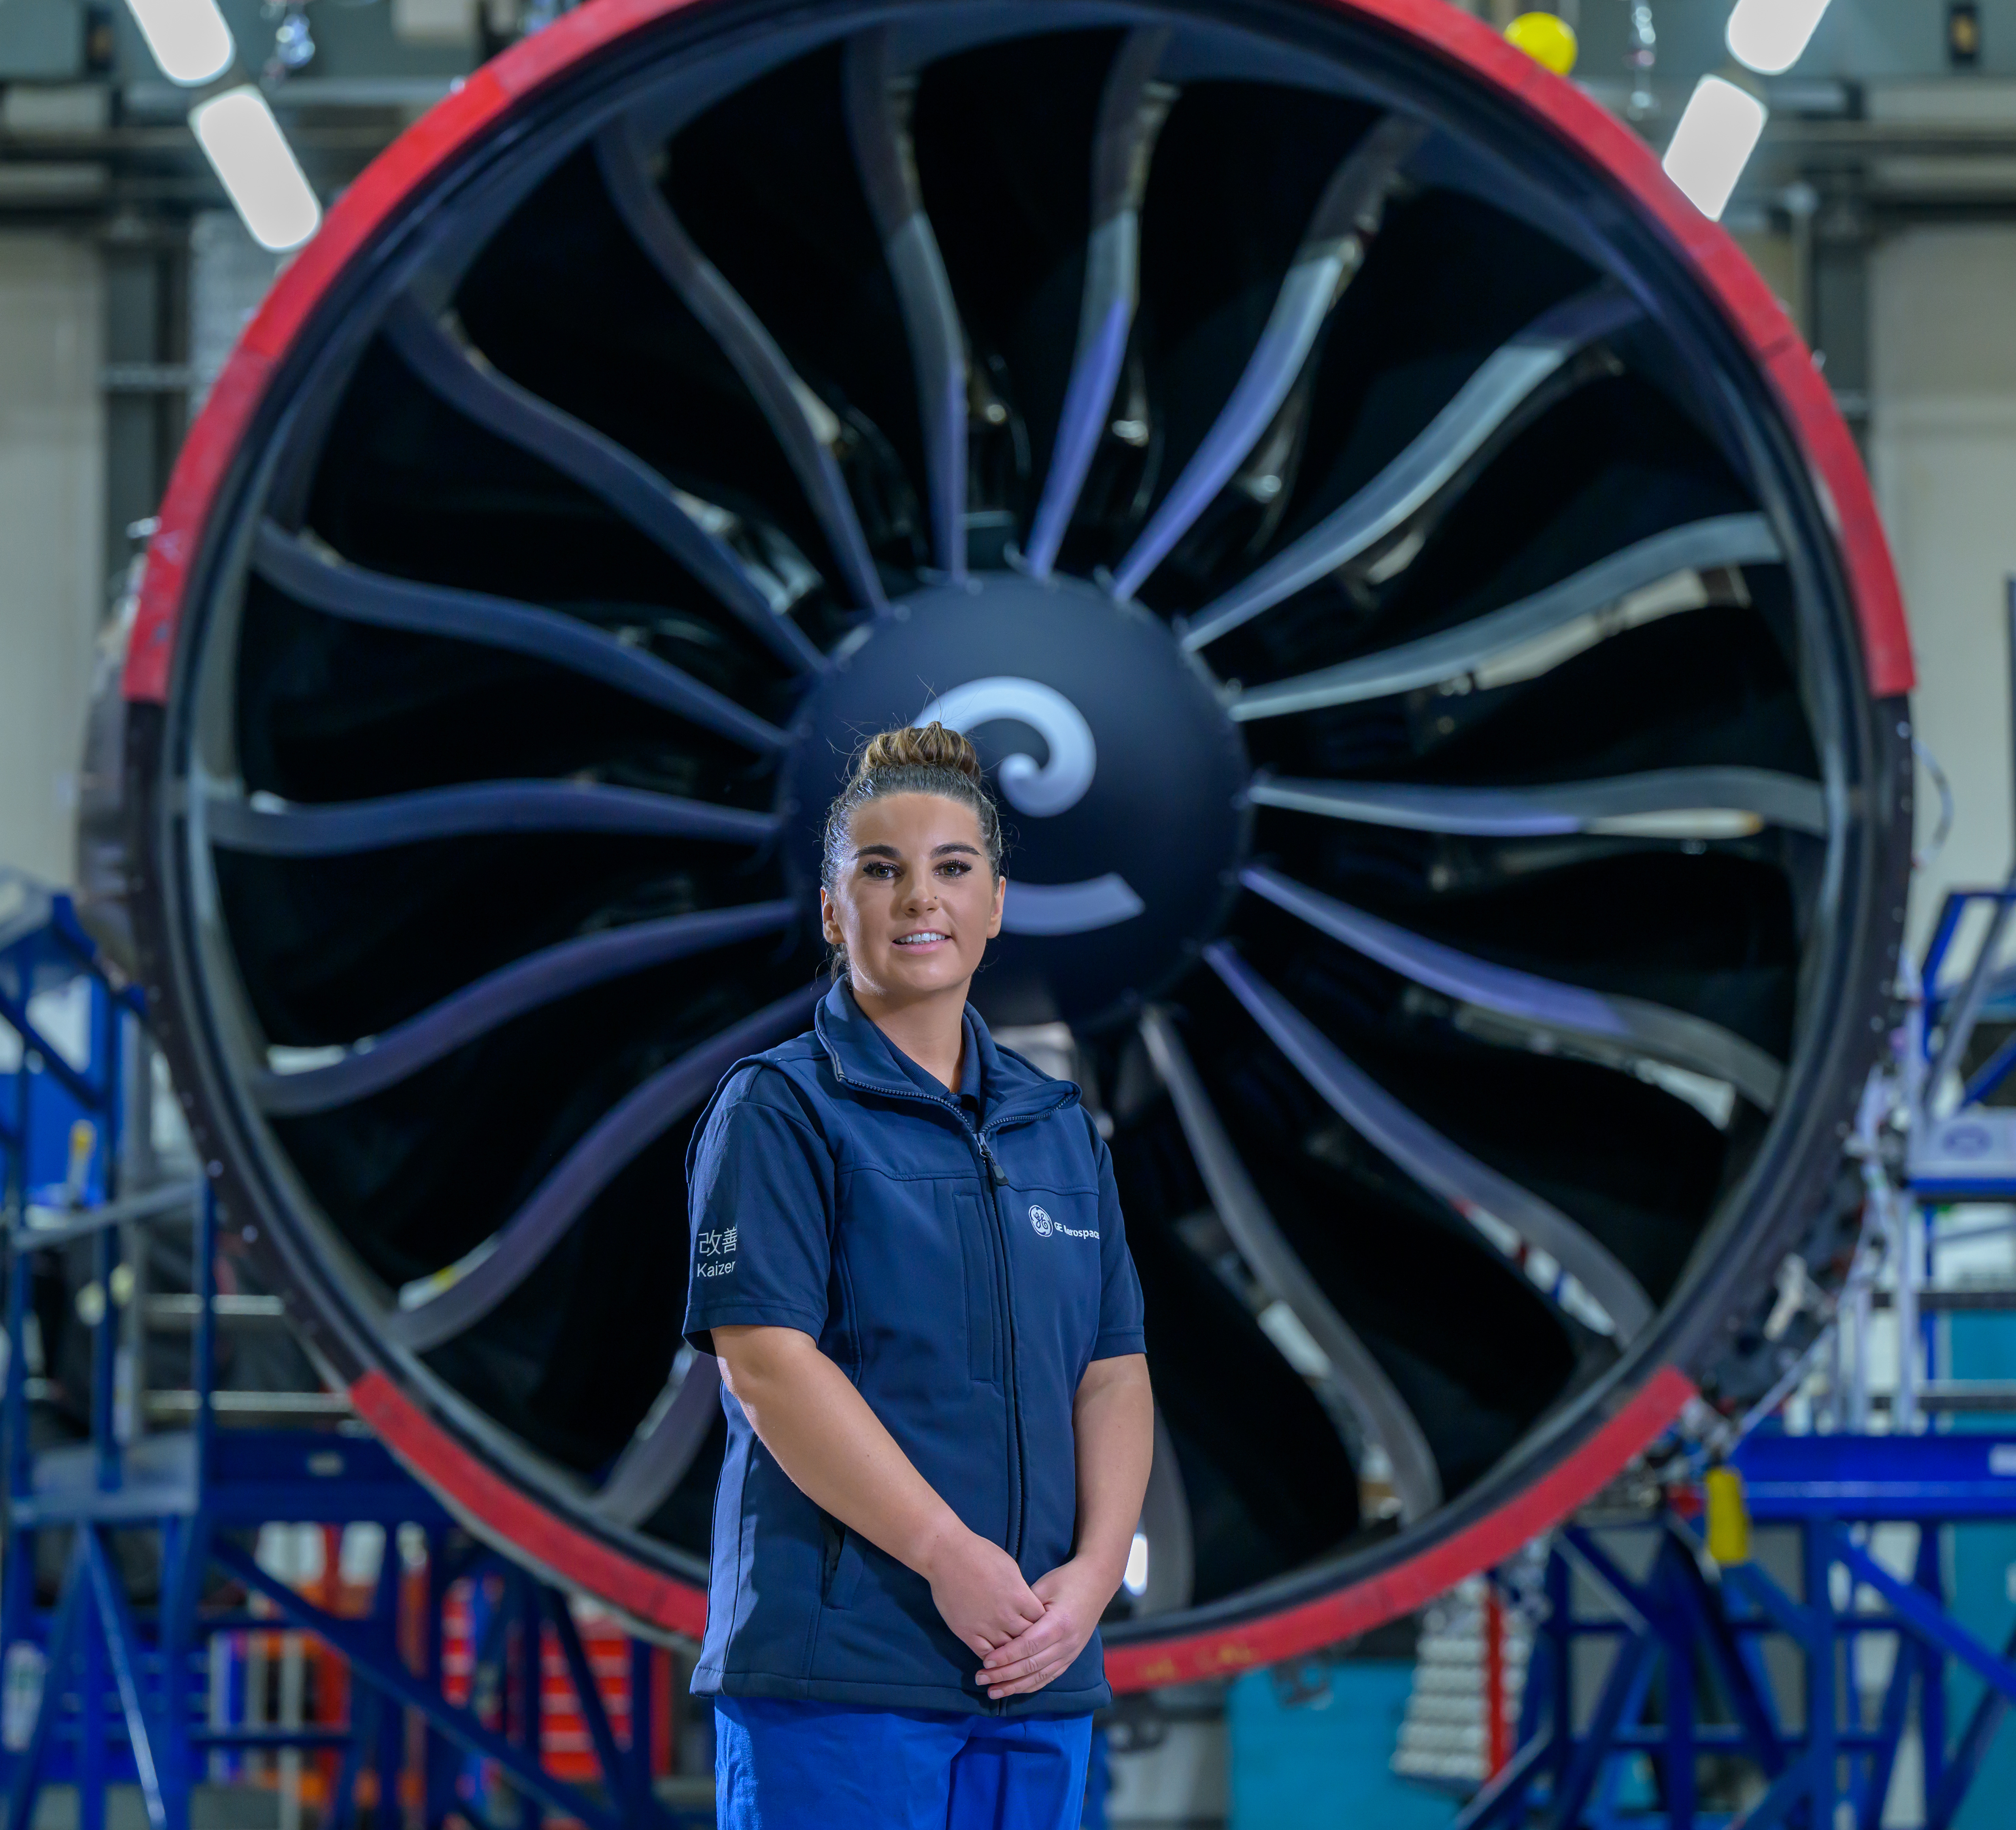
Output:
[0, 231, 100, 888]
[1871, 227, 2016, 933]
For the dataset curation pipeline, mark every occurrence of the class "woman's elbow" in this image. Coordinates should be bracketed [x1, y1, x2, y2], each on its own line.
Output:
[714, 1325, 816, 1423]
[1079, 1352, 1152, 1406]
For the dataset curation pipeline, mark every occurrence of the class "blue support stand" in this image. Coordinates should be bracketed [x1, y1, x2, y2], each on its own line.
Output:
[1450, 1434, 2016, 1829]
[1, 887, 706, 1828]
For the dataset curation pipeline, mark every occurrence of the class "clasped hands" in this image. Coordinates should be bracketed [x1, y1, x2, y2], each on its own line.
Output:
[921, 1526, 1116, 1702]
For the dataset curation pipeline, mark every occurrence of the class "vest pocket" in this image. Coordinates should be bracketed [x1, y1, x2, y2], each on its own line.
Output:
[955, 1188, 998, 1384]
[819, 1512, 862, 1609]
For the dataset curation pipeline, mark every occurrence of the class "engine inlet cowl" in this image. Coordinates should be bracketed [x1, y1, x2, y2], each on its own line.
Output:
[123, 0, 1911, 1685]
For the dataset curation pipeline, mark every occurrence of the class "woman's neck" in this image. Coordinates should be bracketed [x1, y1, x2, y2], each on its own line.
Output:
[850, 976, 968, 1092]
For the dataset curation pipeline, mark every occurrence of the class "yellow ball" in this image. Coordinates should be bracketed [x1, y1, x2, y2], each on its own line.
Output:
[1506, 11, 1578, 77]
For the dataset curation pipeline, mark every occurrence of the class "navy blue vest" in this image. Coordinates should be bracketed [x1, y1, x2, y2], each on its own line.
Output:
[683, 982, 1146, 1715]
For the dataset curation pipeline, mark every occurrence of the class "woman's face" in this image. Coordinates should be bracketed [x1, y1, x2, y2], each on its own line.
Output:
[821, 793, 1004, 1003]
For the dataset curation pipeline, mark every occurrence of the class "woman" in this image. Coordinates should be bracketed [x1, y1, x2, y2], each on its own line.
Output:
[683, 722, 1154, 1830]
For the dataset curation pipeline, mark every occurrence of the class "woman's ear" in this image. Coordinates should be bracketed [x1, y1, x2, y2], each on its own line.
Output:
[985, 870, 1006, 940]
[819, 886, 843, 946]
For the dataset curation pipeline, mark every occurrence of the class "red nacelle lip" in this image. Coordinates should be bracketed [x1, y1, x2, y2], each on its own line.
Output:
[1104, 1365, 1696, 1689]
[130, 0, 1909, 1685]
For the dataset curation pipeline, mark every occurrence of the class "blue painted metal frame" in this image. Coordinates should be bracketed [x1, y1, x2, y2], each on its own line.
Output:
[0, 896, 705, 1829]
[1921, 888, 2016, 1048]
[1736, 1430, 2016, 1520]
[1921, 885, 2016, 1102]
[1444, 1437, 2016, 1829]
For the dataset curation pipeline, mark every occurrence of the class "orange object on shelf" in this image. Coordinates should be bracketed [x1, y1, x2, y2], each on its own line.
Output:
[441, 1579, 654, 1785]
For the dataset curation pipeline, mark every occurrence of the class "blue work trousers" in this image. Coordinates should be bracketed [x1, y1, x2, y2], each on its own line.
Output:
[714, 1696, 1094, 1830]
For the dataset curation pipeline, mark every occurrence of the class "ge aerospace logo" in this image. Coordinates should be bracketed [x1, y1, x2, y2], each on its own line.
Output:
[1027, 1204, 1099, 1242]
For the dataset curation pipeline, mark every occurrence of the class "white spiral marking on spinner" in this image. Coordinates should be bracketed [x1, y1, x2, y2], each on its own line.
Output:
[917, 676, 1097, 818]
[918, 676, 1143, 935]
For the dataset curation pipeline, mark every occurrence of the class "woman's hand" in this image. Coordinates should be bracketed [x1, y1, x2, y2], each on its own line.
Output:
[717, 1325, 1040, 1653]
[921, 1526, 1048, 1658]
[973, 1557, 1112, 1699]
[976, 1354, 1154, 1700]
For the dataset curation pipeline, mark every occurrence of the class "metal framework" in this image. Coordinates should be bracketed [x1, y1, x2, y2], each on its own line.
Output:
[1440, 883, 2016, 1829]
[1455, 1434, 2016, 1830]
[0, 888, 700, 1830]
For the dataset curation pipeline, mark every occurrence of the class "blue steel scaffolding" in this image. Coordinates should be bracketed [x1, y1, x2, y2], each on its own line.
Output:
[0, 878, 702, 1829]
[1447, 883, 2016, 1829]
[1454, 1435, 2016, 1830]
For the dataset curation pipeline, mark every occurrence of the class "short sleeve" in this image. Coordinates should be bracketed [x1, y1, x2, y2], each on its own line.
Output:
[1087, 1120, 1146, 1362]
[683, 1069, 835, 1354]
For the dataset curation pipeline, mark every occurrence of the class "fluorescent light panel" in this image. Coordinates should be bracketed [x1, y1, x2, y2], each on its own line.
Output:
[123, 0, 234, 86]
[190, 86, 323, 251]
[1727, 0, 1833, 76]
[1663, 76, 1768, 221]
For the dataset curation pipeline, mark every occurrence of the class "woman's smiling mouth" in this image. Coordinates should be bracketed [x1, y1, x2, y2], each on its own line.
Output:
[894, 930, 951, 948]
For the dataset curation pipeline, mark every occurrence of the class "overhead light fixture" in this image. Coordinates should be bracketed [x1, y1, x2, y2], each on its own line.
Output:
[1663, 76, 1768, 221]
[190, 86, 323, 252]
[123, 0, 234, 86]
[1726, 0, 1833, 76]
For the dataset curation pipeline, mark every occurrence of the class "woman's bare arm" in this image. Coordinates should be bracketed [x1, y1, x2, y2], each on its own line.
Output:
[978, 1352, 1154, 1699]
[1064, 1351, 1157, 1589]
[712, 1324, 1045, 1654]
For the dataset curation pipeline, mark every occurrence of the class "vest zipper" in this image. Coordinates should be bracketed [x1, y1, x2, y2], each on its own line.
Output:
[976, 1128, 1025, 1558]
[827, 1052, 1056, 1710]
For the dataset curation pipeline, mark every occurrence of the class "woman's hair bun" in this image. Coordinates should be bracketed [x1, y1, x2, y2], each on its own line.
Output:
[853, 721, 984, 786]
[820, 721, 1006, 944]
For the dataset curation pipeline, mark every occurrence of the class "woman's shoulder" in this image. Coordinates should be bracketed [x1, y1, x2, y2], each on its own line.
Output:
[714, 1028, 822, 1100]
[703, 1030, 834, 1133]
[687, 1032, 837, 1185]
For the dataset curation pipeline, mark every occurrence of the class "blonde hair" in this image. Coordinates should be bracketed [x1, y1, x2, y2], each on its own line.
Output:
[820, 723, 1006, 976]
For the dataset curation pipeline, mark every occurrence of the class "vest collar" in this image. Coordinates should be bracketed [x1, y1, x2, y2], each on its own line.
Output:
[813, 980, 1077, 1126]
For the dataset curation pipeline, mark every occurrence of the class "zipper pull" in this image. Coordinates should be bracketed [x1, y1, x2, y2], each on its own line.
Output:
[978, 1137, 1008, 1187]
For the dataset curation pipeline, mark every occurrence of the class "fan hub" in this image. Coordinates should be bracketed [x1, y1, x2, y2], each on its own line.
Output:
[784, 570, 1250, 1030]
